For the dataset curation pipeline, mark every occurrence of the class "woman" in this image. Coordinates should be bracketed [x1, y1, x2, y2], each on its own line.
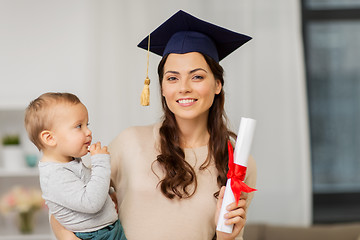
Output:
[51, 10, 256, 240]
[110, 10, 256, 240]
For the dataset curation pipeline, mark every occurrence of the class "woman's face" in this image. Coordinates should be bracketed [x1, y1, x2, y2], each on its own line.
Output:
[161, 52, 222, 123]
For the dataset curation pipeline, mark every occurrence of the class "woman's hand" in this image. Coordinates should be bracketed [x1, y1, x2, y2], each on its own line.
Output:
[109, 180, 119, 213]
[215, 186, 247, 240]
[50, 215, 80, 240]
[110, 191, 119, 214]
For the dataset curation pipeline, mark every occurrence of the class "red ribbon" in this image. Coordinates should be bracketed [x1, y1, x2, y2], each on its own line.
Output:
[227, 140, 256, 204]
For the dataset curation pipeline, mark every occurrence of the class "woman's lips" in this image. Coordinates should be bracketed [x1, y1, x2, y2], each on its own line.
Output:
[177, 98, 197, 106]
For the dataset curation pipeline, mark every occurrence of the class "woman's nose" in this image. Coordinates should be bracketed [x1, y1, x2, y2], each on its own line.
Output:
[179, 79, 192, 93]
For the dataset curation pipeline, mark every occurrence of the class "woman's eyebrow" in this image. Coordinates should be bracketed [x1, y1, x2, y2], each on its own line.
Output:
[189, 68, 207, 74]
[164, 68, 207, 75]
[164, 70, 180, 75]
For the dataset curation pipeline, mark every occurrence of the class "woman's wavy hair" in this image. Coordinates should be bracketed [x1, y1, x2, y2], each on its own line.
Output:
[155, 53, 236, 199]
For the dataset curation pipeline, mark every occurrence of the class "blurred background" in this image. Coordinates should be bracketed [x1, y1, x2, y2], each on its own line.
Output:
[0, 0, 359, 239]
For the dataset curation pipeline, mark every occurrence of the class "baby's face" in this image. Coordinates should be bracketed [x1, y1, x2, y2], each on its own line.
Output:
[51, 103, 92, 160]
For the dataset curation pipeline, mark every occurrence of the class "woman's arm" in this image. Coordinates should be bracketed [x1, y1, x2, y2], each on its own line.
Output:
[50, 215, 80, 240]
[215, 186, 247, 240]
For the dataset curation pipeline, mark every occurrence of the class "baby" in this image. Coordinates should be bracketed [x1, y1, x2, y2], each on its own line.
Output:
[24, 92, 126, 240]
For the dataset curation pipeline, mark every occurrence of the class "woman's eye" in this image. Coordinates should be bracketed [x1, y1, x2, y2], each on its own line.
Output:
[193, 75, 204, 80]
[166, 76, 177, 81]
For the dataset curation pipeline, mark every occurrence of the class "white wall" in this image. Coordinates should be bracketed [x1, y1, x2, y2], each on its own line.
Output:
[0, 0, 311, 226]
[0, 1, 98, 107]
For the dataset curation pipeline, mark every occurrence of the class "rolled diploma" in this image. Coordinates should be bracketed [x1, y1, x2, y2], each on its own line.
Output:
[216, 117, 256, 233]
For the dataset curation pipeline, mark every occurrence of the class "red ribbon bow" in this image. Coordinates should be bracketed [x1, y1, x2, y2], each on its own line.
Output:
[227, 140, 256, 204]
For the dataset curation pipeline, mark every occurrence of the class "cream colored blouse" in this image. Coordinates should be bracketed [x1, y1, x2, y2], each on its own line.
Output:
[109, 123, 256, 240]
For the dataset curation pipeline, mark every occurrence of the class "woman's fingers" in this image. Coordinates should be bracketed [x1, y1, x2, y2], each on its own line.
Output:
[217, 186, 226, 208]
[215, 188, 248, 239]
[224, 206, 246, 225]
[226, 198, 247, 211]
[226, 192, 247, 210]
[224, 192, 247, 225]
[214, 186, 226, 225]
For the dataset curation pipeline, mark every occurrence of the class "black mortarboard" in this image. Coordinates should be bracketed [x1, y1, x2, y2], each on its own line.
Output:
[137, 10, 252, 62]
[138, 10, 251, 106]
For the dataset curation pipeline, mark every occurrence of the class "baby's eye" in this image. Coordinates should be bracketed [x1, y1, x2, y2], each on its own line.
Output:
[87, 122, 90, 127]
[76, 124, 82, 129]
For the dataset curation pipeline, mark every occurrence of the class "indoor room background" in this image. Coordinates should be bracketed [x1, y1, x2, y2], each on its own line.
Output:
[0, 0, 359, 238]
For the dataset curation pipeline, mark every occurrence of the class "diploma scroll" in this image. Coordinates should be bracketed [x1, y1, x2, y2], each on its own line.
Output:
[216, 117, 256, 233]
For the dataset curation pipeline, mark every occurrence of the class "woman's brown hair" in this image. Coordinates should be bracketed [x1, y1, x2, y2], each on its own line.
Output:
[155, 53, 236, 199]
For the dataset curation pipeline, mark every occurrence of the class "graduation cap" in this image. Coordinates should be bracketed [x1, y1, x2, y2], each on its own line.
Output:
[138, 10, 252, 106]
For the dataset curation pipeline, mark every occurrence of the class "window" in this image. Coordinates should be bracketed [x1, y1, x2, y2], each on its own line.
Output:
[302, 0, 360, 223]
[306, 0, 360, 9]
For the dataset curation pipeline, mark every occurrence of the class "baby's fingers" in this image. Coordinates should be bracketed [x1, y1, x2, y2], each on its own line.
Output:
[89, 143, 97, 152]
[89, 142, 109, 155]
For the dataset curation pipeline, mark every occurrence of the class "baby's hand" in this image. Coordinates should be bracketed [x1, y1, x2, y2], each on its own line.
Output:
[88, 142, 109, 156]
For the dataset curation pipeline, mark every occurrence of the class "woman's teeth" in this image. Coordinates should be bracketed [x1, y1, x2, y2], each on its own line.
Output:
[178, 99, 195, 104]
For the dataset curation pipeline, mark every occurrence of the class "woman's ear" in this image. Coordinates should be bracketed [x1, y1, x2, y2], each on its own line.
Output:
[160, 85, 165, 97]
[215, 79, 222, 94]
[40, 130, 56, 148]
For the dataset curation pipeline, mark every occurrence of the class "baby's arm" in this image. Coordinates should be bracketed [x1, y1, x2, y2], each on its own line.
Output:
[47, 142, 112, 213]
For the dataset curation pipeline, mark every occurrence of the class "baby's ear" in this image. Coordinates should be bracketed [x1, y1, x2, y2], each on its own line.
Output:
[40, 130, 56, 147]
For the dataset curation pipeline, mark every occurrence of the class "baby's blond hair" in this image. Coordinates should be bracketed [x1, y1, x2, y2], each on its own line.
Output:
[24, 92, 81, 150]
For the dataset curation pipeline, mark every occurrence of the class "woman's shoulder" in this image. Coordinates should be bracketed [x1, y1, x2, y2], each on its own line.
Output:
[113, 123, 159, 140]
[109, 122, 161, 149]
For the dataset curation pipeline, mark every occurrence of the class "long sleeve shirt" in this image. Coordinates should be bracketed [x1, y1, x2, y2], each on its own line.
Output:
[38, 154, 118, 232]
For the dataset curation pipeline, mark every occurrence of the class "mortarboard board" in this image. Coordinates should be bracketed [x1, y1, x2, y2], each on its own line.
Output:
[138, 10, 252, 62]
[138, 10, 252, 106]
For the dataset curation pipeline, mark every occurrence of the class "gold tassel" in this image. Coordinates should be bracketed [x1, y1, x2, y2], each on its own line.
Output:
[140, 77, 150, 106]
[140, 34, 151, 106]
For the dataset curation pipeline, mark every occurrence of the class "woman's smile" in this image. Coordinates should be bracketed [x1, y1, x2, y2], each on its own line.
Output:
[177, 98, 198, 106]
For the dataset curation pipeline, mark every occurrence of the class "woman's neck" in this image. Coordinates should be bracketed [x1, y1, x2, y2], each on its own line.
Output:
[176, 117, 210, 149]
